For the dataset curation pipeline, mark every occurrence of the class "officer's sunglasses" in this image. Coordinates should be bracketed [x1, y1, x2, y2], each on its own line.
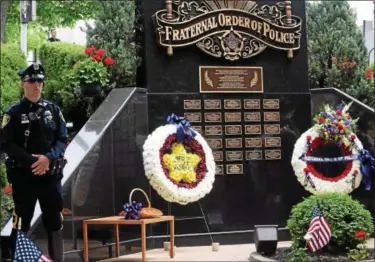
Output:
[25, 78, 44, 83]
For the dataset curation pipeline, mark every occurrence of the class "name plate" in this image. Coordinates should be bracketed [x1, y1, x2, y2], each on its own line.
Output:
[204, 112, 222, 122]
[216, 165, 224, 175]
[226, 164, 243, 175]
[246, 150, 263, 160]
[263, 99, 280, 109]
[184, 100, 201, 110]
[265, 150, 282, 160]
[213, 151, 223, 162]
[245, 125, 261, 135]
[225, 112, 241, 122]
[225, 125, 242, 135]
[264, 112, 280, 122]
[225, 138, 242, 148]
[207, 138, 223, 149]
[245, 137, 262, 148]
[200, 66, 264, 93]
[224, 99, 241, 109]
[244, 112, 261, 122]
[226, 151, 243, 161]
[184, 112, 201, 122]
[244, 99, 260, 109]
[205, 125, 222, 136]
[192, 126, 203, 134]
[265, 137, 281, 147]
[204, 99, 221, 110]
[264, 124, 281, 134]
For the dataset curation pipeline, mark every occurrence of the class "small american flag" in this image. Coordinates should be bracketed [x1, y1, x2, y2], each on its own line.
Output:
[303, 203, 331, 252]
[14, 230, 53, 262]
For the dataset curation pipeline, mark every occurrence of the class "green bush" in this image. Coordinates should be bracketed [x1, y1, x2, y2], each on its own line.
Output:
[0, 43, 26, 113]
[287, 193, 373, 253]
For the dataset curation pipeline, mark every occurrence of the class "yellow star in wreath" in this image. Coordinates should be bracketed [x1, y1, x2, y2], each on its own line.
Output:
[163, 143, 201, 184]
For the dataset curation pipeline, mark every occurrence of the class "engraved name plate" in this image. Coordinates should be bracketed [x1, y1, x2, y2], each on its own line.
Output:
[244, 99, 260, 109]
[264, 124, 281, 134]
[205, 125, 222, 136]
[226, 164, 243, 174]
[225, 138, 242, 148]
[192, 126, 203, 134]
[265, 137, 281, 147]
[184, 100, 201, 110]
[226, 151, 243, 161]
[246, 150, 263, 160]
[265, 149, 282, 160]
[245, 125, 261, 135]
[184, 112, 201, 122]
[216, 165, 224, 175]
[225, 112, 241, 122]
[207, 138, 223, 149]
[245, 137, 262, 148]
[204, 99, 221, 110]
[264, 112, 280, 122]
[225, 125, 242, 135]
[224, 99, 241, 109]
[213, 151, 223, 162]
[204, 112, 222, 122]
[244, 112, 261, 122]
[263, 99, 280, 109]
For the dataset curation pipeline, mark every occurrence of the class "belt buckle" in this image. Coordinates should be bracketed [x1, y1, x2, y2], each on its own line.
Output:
[24, 130, 30, 136]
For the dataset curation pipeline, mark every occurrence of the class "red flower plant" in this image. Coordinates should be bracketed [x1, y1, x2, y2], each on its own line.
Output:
[365, 68, 373, 80]
[95, 49, 105, 57]
[354, 230, 367, 240]
[3, 186, 12, 194]
[104, 57, 115, 66]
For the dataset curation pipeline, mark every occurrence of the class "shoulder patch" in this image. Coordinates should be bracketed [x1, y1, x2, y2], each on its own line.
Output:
[1, 114, 11, 128]
[59, 110, 65, 123]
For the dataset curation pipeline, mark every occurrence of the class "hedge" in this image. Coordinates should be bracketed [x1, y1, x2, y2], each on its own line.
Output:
[0, 43, 27, 113]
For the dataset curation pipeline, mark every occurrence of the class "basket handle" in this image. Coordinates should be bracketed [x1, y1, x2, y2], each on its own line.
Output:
[129, 188, 151, 208]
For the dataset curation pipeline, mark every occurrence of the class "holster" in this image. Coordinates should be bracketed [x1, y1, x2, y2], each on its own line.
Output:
[49, 158, 67, 176]
[5, 158, 16, 183]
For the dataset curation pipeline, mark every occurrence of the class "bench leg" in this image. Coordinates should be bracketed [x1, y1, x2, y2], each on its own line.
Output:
[170, 219, 175, 258]
[141, 223, 146, 262]
[83, 222, 89, 262]
[115, 224, 120, 257]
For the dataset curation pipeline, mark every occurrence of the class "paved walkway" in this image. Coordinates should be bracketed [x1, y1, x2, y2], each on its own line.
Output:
[100, 239, 375, 261]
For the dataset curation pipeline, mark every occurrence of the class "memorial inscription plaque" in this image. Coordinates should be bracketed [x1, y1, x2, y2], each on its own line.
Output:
[226, 164, 243, 175]
[225, 125, 242, 135]
[224, 99, 242, 109]
[225, 112, 242, 122]
[184, 112, 201, 122]
[265, 150, 282, 160]
[244, 112, 261, 122]
[184, 100, 201, 110]
[263, 99, 280, 109]
[265, 137, 281, 147]
[213, 151, 223, 162]
[245, 138, 262, 148]
[216, 165, 224, 175]
[225, 138, 242, 149]
[204, 99, 221, 110]
[205, 112, 222, 122]
[205, 125, 222, 136]
[264, 112, 280, 122]
[226, 151, 243, 161]
[246, 150, 263, 160]
[200, 66, 263, 93]
[244, 99, 261, 109]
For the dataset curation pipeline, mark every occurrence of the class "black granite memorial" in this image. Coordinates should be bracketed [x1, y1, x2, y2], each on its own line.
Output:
[137, 0, 311, 240]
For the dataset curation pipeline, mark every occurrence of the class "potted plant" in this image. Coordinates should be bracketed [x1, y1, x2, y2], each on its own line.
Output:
[68, 46, 115, 96]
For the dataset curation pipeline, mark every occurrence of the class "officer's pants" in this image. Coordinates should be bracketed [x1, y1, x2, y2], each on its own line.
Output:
[10, 174, 63, 259]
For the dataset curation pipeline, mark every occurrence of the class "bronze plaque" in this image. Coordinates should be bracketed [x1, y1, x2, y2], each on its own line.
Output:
[226, 151, 243, 161]
[264, 124, 281, 134]
[264, 112, 280, 122]
[225, 112, 241, 122]
[225, 125, 242, 135]
[244, 99, 260, 109]
[245, 125, 261, 135]
[192, 126, 202, 135]
[200, 66, 263, 93]
[205, 125, 222, 136]
[213, 151, 223, 162]
[244, 112, 261, 122]
[245, 138, 262, 148]
[184, 100, 201, 110]
[216, 165, 224, 175]
[265, 137, 281, 147]
[224, 99, 241, 109]
[263, 99, 280, 109]
[184, 112, 201, 123]
[204, 112, 222, 122]
[207, 138, 223, 149]
[225, 138, 242, 148]
[204, 99, 221, 110]
[226, 164, 243, 175]
[246, 150, 263, 160]
[265, 150, 282, 160]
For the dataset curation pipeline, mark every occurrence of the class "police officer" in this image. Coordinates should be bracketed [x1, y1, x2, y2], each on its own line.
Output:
[0, 63, 68, 261]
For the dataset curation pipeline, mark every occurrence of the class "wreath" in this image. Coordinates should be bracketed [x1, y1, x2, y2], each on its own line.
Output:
[142, 114, 216, 205]
[291, 102, 375, 194]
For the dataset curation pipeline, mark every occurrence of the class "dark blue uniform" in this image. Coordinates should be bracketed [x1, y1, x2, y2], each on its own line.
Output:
[1, 63, 68, 261]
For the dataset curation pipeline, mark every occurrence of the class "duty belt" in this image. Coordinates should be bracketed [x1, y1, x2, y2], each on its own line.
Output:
[6, 158, 67, 176]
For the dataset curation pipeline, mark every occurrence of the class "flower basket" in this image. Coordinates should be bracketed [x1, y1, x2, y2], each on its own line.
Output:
[80, 81, 102, 97]
[127, 188, 163, 219]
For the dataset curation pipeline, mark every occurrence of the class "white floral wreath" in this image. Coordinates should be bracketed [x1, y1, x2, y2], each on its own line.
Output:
[142, 115, 216, 205]
[291, 102, 373, 194]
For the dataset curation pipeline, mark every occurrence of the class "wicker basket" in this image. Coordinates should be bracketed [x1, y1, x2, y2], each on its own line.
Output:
[129, 188, 163, 219]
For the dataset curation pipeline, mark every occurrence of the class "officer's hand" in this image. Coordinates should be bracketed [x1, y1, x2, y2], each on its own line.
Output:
[31, 154, 50, 175]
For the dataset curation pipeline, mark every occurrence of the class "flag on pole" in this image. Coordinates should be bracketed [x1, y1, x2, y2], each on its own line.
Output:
[303, 203, 331, 252]
[14, 230, 53, 262]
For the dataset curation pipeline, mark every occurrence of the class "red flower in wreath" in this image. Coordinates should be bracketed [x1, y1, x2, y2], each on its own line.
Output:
[354, 230, 367, 240]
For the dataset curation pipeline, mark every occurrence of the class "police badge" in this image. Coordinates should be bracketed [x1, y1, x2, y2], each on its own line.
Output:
[44, 110, 53, 123]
